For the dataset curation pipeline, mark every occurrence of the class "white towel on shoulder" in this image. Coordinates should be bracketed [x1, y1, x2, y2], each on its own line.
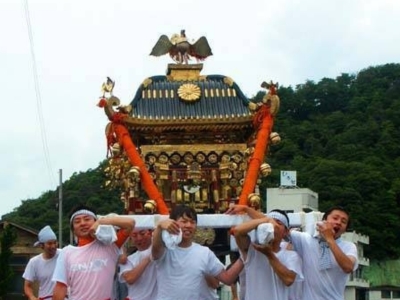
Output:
[162, 229, 182, 249]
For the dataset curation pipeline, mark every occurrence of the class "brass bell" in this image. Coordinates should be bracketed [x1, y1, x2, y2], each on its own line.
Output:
[111, 143, 121, 156]
[248, 193, 261, 208]
[144, 200, 157, 214]
[128, 166, 141, 180]
[260, 163, 272, 177]
[270, 132, 281, 145]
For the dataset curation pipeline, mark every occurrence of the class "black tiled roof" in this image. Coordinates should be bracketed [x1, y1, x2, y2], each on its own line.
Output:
[129, 75, 252, 120]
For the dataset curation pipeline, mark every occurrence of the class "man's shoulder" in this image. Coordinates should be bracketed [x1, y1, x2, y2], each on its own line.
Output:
[290, 230, 311, 241]
[27, 253, 43, 264]
[338, 238, 357, 249]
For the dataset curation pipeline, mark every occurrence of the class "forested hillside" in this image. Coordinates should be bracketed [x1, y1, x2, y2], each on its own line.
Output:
[3, 63, 400, 261]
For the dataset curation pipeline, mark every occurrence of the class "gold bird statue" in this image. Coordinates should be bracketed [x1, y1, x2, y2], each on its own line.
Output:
[150, 30, 213, 64]
[101, 77, 115, 97]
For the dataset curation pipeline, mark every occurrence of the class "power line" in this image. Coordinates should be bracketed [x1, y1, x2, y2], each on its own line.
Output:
[23, 0, 56, 187]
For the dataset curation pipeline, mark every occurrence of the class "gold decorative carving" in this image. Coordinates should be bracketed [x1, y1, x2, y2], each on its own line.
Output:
[170, 154, 181, 164]
[194, 228, 216, 245]
[178, 83, 201, 102]
[208, 153, 218, 164]
[168, 69, 201, 81]
[223, 77, 234, 87]
[142, 78, 153, 88]
[248, 102, 258, 111]
[177, 189, 183, 203]
[196, 153, 206, 163]
[213, 189, 220, 203]
[230, 178, 239, 187]
[183, 153, 194, 164]
[201, 188, 208, 201]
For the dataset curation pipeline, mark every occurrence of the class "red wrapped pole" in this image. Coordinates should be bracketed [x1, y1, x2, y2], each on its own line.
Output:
[238, 106, 274, 205]
[112, 121, 169, 215]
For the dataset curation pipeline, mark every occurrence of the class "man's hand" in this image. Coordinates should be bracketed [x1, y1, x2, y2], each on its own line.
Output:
[317, 221, 335, 242]
[118, 253, 128, 265]
[253, 242, 274, 258]
[225, 204, 248, 215]
[159, 219, 181, 235]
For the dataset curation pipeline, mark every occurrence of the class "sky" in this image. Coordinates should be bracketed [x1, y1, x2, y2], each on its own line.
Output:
[1, 0, 399, 217]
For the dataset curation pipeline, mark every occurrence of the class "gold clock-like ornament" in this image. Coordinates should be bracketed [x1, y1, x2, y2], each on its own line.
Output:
[177, 83, 201, 102]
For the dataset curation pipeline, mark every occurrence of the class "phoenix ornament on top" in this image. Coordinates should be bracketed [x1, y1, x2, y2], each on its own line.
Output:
[150, 30, 213, 64]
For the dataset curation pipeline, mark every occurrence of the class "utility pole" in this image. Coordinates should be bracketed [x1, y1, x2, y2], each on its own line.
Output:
[58, 169, 63, 247]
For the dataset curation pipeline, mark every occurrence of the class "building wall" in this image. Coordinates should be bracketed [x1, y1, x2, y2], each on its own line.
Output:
[266, 188, 319, 212]
[0, 222, 39, 298]
[369, 289, 400, 300]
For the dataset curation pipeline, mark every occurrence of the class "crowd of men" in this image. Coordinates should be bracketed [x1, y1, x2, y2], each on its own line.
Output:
[23, 203, 358, 300]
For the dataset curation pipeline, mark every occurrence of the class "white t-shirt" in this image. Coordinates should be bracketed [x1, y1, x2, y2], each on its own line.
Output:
[22, 249, 61, 298]
[281, 241, 303, 300]
[242, 245, 303, 300]
[198, 278, 219, 300]
[119, 247, 157, 300]
[52, 240, 119, 300]
[238, 270, 246, 300]
[291, 231, 358, 300]
[154, 242, 225, 300]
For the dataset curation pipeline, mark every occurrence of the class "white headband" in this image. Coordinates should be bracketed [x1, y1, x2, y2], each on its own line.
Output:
[70, 209, 97, 223]
[34, 225, 57, 247]
[267, 211, 289, 228]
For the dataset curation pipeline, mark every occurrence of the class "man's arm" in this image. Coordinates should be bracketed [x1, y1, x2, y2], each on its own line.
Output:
[253, 244, 297, 286]
[319, 222, 356, 273]
[204, 274, 220, 289]
[226, 204, 266, 219]
[152, 219, 180, 260]
[327, 239, 356, 273]
[24, 280, 38, 300]
[230, 282, 239, 300]
[234, 217, 270, 260]
[121, 256, 152, 284]
[96, 215, 135, 234]
[216, 256, 244, 285]
[52, 282, 67, 300]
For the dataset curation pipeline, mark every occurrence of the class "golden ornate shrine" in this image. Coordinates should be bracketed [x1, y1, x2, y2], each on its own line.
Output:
[97, 31, 281, 221]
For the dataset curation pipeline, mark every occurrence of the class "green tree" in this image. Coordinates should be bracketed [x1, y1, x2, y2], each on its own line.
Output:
[0, 224, 17, 298]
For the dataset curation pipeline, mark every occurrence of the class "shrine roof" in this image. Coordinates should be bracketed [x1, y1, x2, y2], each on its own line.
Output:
[128, 69, 253, 126]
